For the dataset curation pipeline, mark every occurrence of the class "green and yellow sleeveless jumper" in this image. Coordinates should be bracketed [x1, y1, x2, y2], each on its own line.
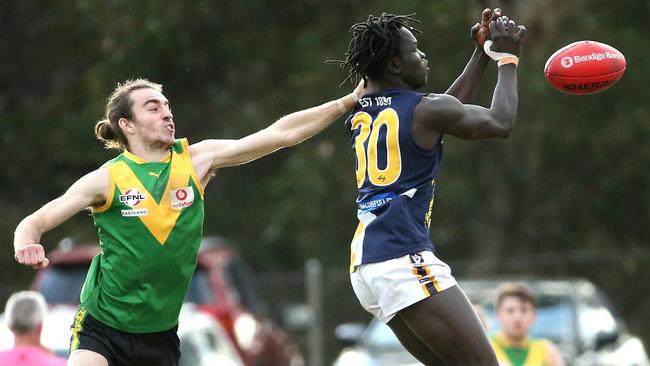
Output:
[79, 138, 204, 333]
[490, 333, 554, 366]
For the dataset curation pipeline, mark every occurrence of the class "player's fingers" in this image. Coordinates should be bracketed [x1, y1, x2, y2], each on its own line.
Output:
[14, 251, 24, 264]
[492, 8, 502, 20]
[508, 20, 516, 35]
[496, 17, 507, 34]
[515, 25, 526, 39]
[23, 249, 35, 265]
[471, 22, 480, 36]
[489, 20, 498, 36]
[481, 8, 492, 23]
[35, 258, 50, 269]
[354, 78, 368, 98]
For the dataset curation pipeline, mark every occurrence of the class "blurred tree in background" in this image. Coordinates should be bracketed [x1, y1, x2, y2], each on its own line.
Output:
[1, 0, 648, 361]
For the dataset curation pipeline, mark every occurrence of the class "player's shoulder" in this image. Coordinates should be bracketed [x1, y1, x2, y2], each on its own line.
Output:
[418, 92, 460, 107]
[188, 138, 232, 155]
[414, 93, 464, 120]
[530, 336, 558, 352]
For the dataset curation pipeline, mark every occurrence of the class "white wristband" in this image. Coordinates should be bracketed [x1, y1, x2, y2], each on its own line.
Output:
[483, 40, 518, 62]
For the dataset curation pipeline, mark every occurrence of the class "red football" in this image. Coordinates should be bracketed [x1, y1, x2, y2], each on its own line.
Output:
[544, 40, 626, 95]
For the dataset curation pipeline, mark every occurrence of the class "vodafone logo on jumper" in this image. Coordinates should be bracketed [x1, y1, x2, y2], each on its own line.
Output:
[171, 187, 195, 209]
[119, 188, 146, 207]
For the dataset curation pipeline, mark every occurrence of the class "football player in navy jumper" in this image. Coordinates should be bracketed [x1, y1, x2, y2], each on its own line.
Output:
[334, 10, 525, 365]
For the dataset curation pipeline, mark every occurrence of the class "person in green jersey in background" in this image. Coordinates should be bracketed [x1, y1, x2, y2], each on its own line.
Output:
[13, 78, 364, 366]
[490, 282, 565, 366]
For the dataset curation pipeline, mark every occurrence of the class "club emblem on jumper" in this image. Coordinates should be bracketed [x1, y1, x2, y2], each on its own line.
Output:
[119, 188, 146, 207]
[410, 253, 423, 266]
[171, 187, 195, 209]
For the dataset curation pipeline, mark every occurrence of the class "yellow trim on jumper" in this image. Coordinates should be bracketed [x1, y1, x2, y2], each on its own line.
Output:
[180, 138, 205, 197]
[349, 222, 365, 272]
[91, 165, 115, 214]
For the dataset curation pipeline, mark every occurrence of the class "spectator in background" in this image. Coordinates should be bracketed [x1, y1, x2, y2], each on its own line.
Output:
[0, 291, 66, 366]
[490, 282, 565, 366]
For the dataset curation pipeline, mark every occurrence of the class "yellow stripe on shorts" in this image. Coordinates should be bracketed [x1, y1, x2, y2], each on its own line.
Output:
[410, 254, 441, 296]
[69, 306, 88, 352]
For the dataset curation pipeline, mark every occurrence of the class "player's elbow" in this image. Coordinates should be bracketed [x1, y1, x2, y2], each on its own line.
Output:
[492, 115, 516, 138]
[496, 124, 513, 138]
[15, 214, 44, 239]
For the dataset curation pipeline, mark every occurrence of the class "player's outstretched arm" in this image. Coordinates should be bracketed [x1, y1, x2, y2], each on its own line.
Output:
[418, 16, 525, 140]
[445, 8, 501, 103]
[13, 168, 109, 269]
[189, 82, 365, 182]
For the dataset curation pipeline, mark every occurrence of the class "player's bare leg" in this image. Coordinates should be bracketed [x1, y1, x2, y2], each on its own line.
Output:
[391, 285, 498, 365]
[68, 349, 109, 366]
[388, 316, 447, 364]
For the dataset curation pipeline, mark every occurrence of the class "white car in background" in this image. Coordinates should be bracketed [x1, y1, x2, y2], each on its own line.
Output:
[178, 303, 245, 366]
[333, 278, 649, 366]
[0, 303, 245, 366]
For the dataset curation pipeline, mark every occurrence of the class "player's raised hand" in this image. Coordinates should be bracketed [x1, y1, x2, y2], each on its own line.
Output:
[15, 243, 50, 269]
[471, 7, 502, 47]
[488, 16, 525, 58]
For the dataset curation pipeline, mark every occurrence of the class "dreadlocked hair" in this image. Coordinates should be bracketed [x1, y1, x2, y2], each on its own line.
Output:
[329, 13, 421, 87]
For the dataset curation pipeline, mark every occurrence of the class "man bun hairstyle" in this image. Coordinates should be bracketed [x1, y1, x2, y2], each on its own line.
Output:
[331, 13, 421, 86]
[94, 78, 163, 150]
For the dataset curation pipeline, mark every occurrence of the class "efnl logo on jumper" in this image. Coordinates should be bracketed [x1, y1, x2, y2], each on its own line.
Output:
[120, 188, 148, 217]
[171, 187, 195, 209]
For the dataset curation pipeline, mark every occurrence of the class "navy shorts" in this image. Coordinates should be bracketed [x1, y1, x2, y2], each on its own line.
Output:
[69, 306, 180, 366]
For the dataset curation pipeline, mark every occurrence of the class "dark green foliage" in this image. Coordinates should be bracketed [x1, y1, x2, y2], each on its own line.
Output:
[1, 0, 649, 360]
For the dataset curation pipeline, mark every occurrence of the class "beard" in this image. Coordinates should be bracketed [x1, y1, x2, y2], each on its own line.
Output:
[140, 131, 174, 152]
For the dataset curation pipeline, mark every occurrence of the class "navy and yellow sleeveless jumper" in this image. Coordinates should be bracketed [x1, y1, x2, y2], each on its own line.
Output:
[344, 89, 443, 271]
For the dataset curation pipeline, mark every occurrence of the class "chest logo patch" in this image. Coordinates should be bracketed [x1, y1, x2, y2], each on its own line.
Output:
[171, 187, 195, 209]
[119, 188, 146, 207]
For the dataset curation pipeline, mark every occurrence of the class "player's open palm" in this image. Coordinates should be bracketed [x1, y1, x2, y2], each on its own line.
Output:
[489, 16, 525, 57]
[15, 243, 50, 269]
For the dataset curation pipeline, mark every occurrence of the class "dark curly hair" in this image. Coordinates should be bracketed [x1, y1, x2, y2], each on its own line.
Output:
[331, 13, 421, 86]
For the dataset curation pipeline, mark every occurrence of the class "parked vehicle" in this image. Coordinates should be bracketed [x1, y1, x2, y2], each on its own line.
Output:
[29, 237, 303, 366]
[0, 303, 246, 366]
[178, 303, 246, 366]
[333, 278, 650, 366]
[188, 236, 304, 366]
